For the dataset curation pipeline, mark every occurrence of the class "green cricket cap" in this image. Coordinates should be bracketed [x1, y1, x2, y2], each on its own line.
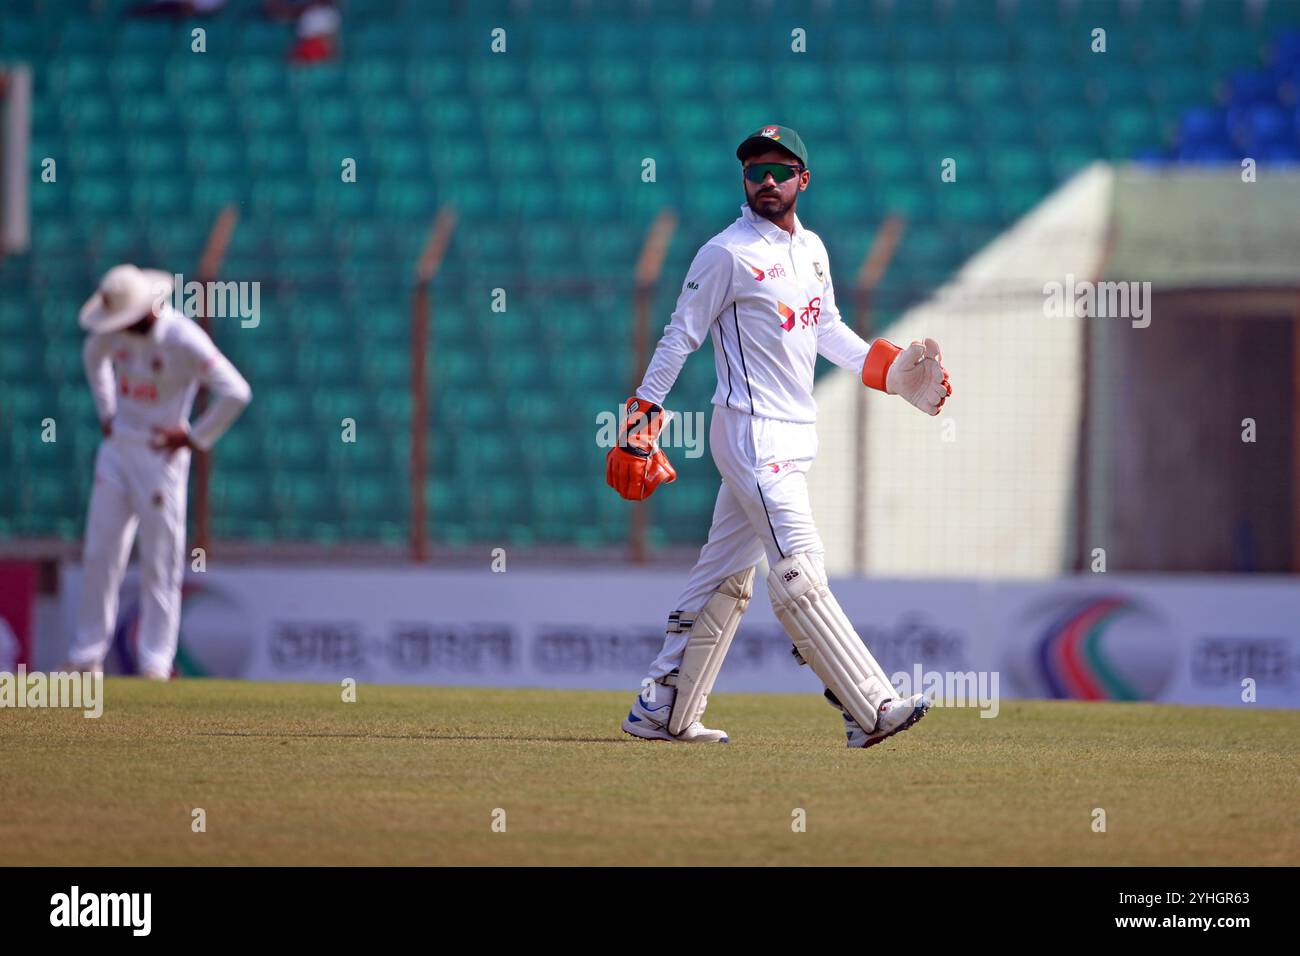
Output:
[736, 125, 808, 167]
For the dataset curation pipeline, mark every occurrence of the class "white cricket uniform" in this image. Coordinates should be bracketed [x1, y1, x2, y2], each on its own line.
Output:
[70, 305, 251, 674]
[637, 203, 878, 679]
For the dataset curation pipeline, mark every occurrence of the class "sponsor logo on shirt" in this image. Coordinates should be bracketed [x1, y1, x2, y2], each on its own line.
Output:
[118, 374, 159, 403]
[777, 301, 796, 331]
[799, 297, 821, 327]
[776, 297, 821, 332]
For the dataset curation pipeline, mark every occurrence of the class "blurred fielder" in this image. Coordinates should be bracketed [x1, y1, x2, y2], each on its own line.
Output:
[66, 264, 251, 679]
[607, 126, 951, 747]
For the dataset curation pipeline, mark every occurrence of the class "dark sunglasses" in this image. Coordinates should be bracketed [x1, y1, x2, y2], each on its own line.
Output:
[744, 162, 804, 184]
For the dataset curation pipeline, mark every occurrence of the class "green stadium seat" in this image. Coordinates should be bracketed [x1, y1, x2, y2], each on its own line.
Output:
[213, 428, 262, 470]
[130, 180, 187, 218]
[375, 390, 413, 431]
[297, 344, 359, 386]
[340, 474, 407, 539]
[482, 99, 541, 138]
[961, 65, 1018, 106]
[850, 103, 906, 143]
[1206, 30, 1265, 67]
[242, 97, 299, 136]
[184, 98, 238, 136]
[59, 94, 116, 132]
[229, 57, 283, 96]
[528, 60, 584, 98]
[49, 55, 102, 95]
[168, 55, 225, 97]
[1, 18, 42, 57]
[3, 341, 46, 385]
[988, 148, 1051, 185]
[257, 389, 314, 428]
[363, 98, 420, 138]
[251, 180, 314, 218]
[955, 24, 1015, 61]
[351, 21, 407, 55]
[910, 103, 966, 141]
[186, 138, 244, 177]
[273, 430, 334, 471]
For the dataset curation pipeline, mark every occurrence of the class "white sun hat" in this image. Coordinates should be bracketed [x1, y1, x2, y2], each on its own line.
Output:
[78, 264, 174, 333]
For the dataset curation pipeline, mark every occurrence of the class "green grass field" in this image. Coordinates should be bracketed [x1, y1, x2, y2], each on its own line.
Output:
[3, 679, 1298, 866]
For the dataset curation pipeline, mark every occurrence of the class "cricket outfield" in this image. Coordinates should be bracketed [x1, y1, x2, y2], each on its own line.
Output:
[2, 680, 1297, 866]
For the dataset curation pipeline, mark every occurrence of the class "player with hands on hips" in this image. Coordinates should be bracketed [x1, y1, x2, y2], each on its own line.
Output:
[65, 264, 251, 680]
[605, 125, 951, 747]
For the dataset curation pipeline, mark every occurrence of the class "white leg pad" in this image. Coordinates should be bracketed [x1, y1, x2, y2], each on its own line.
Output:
[665, 566, 755, 735]
[767, 553, 895, 731]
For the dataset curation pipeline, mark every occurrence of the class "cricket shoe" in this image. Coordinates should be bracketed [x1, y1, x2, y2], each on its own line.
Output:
[825, 689, 930, 749]
[622, 691, 728, 743]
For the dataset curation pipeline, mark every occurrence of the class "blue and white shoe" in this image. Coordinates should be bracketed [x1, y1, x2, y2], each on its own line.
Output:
[825, 689, 930, 749]
[622, 691, 729, 743]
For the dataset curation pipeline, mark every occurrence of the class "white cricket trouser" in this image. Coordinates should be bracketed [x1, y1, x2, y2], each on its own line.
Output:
[648, 404, 826, 679]
[70, 436, 190, 675]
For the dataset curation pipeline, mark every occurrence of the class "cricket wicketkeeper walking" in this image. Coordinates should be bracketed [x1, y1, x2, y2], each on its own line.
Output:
[67, 264, 252, 679]
[606, 126, 951, 746]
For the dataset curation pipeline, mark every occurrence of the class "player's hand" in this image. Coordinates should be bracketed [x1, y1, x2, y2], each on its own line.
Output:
[605, 397, 677, 500]
[150, 424, 194, 457]
[885, 337, 951, 416]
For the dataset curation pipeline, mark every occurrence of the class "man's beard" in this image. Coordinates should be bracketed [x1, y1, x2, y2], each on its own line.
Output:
[748, 187, 793, 221]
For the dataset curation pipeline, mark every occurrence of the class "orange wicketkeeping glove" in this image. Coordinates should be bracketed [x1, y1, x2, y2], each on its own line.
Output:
[605, 397, 677, 501]
[862, 336, 951, 416]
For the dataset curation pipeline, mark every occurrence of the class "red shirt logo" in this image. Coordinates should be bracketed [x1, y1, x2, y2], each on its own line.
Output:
[799, 296, 821, 328]
[777, 298, 820, 332]
[777, 302, 796, 331]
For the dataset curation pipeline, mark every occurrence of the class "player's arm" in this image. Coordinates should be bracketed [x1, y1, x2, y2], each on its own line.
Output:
[82, 333, 117, 436]
[186, 338, 252, 451]
[153, 326, 252, 454]
[607, 242, 735, 500]
[636, 241, 735, 407]
[815, 261, 951, 416]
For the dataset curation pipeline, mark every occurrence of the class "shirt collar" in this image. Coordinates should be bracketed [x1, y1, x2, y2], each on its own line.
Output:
[741, 203, 805, 246]
[110, 307, 172, 344]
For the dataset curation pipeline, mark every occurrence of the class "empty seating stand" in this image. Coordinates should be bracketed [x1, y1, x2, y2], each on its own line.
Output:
[1, 0, 1295, 546]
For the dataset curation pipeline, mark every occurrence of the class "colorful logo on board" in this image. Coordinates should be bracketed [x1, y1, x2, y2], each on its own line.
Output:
[1008, 595, 1177, 701]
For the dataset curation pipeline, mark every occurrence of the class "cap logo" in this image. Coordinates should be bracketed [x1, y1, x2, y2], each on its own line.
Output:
[761, 126, 780, 139]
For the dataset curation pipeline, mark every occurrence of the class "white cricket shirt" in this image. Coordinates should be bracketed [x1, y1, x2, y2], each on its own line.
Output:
[82, 305, 252, 451]
[637, 203, 875, 423]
